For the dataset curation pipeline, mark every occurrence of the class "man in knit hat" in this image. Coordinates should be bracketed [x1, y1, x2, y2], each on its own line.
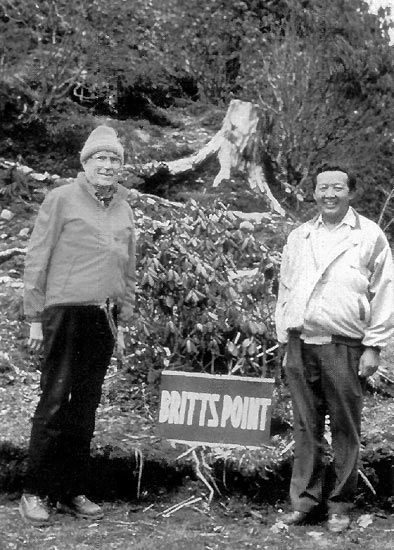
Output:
[20, 125, 136, 526]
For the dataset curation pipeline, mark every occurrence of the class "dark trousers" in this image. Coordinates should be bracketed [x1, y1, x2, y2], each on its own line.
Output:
[25, 306, 114, 500]
[285, 334, 364, 514]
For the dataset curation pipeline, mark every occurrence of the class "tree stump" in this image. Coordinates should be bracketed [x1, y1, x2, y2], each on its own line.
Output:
[126, 99, 285, 216]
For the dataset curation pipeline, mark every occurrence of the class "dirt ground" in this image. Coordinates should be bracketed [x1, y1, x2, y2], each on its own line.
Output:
[1, 488, 394, 550]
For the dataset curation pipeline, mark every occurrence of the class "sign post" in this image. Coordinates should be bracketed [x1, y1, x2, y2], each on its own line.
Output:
[157, 371, 275, 448]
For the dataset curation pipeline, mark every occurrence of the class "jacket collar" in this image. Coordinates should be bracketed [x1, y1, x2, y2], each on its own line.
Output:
[303, 207, 361, 238]
[314, 206, 357, 229]
[304, 207, 363, 280]
[76, 172, 130, 203]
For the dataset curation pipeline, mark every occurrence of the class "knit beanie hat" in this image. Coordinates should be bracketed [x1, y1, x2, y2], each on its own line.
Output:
[80, 125, 124, 164]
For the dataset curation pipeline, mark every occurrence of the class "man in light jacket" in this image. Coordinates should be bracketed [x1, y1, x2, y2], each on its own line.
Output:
[275, 162, 394, 533]
[20, 125, 136, 526]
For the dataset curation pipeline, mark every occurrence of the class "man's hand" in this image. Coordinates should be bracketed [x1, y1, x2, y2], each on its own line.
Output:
[358, 347, 380, 378]
[28, 322, 43, 352]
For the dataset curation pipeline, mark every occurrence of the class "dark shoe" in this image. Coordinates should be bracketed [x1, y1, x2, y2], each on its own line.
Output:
[282, 510, 309, 525]
[327, 513, 350, 533]
[19, 494, 50, 526]
[57, 495, 104, 519]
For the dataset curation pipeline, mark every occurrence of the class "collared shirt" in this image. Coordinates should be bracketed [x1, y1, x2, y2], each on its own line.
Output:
[302, 208, 355, 343]
[309, 208, 356, 270]
[93, 182, 118, 207]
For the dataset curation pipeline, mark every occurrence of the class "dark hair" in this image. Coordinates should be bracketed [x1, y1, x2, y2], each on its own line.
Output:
[313, 162, 356, 191]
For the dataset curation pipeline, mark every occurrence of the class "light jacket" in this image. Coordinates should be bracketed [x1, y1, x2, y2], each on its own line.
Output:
[24, 173, 136, 323]
[275, 208, 394, 348]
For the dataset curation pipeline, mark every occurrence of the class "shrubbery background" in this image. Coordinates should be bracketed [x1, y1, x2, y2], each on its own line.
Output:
[1, 0, 394, 216]
[130, 195, 285, 380]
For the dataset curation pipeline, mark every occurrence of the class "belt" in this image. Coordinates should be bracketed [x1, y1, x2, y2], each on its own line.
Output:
[288, 330, 362, 347]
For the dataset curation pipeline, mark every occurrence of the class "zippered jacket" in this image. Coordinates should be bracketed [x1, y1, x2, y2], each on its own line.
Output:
[275, 208, 394, 348]
[24, 173, 136, 323]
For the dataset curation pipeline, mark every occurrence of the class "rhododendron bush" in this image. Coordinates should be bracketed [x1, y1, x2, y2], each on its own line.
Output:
[126, 195, 285, 382]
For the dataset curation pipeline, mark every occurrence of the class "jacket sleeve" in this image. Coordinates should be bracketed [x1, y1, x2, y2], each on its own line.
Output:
[275, 242, 291, 344]
[363, 234, 394, 348]
[23, 190, 64, 321]
[118, 208, 137, 324]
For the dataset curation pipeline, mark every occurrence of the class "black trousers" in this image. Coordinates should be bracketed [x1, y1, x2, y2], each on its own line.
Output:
[25, 305, 114, 500]
[286, 333, 364, 515]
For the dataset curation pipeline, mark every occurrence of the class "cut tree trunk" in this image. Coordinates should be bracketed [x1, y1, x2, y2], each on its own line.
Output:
[126, 99, 285, 216]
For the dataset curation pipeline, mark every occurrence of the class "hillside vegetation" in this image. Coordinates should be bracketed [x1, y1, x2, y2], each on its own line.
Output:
[1, 0, 394, 221]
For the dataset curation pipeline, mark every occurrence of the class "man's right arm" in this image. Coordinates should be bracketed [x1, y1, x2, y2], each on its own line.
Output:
[24, 190, 64, 322]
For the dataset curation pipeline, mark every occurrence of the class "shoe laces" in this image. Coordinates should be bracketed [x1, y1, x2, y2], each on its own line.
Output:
[24, 494, 47, 507]
[73, 495, 90, 504]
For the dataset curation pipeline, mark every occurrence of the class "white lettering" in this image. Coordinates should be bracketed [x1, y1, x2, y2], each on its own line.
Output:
[230, 395, 243, 428]
[158, 390, 171, 423]
[247, 397, 260, 430]
[259, 398, 272, 430]
[199, 393, 209, 426]
[168, 390, 181, 424]
[241, 396, 249, 430]
[186, 391, 198, 425]
[160, 389, 271, 433]
[179, 391, 188, 424]
[220, 395, 233, 427]
[207, 394, 220, 427]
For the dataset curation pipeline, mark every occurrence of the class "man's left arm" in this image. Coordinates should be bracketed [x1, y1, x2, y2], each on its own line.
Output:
[361, 238, 394, 377]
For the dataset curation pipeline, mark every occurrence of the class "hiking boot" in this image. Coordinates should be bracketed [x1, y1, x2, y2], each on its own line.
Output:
[19, 494, 50, 526]
[281, 510, 309, 526]
[57, 495, 104, 519]
[327, 513, 350, 533]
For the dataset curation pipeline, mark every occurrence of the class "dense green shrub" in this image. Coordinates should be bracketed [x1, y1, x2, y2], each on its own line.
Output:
[125, 195, 287, 383]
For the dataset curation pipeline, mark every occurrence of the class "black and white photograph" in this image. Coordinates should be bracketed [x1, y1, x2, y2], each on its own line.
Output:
[1, 1, 394, 548]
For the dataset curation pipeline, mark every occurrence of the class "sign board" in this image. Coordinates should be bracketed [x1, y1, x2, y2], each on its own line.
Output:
[157, 371, 275, 449]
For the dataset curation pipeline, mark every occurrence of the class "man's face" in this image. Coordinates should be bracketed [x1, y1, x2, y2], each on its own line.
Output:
[313, 170, 354, 224]
[83, 150, 122, 186]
